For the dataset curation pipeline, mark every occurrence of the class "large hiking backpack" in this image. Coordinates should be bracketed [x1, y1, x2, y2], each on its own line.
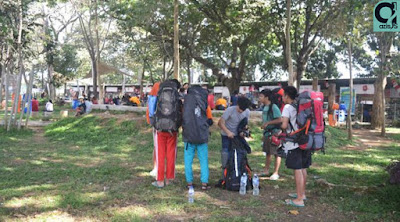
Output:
[223, 137, 253, 191]
[286, 91, 326, 152]
[154, 80, 182, 132]
[182, 86, 209, 144]
[272, 88, 285, 112]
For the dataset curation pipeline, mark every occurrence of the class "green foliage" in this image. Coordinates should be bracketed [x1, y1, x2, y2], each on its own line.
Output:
[52, 43, 81, 87]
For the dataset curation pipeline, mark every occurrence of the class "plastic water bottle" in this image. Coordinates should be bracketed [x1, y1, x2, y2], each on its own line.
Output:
[253, 174, 260, 196]
[239, 173, 247, 195]
[188, 186, 194, 203]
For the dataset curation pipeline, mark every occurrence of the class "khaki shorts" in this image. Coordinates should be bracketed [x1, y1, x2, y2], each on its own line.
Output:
[263, 136, 278, 155]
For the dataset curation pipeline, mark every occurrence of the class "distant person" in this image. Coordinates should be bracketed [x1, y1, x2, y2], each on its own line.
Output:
[179, 88, 186, 99]
[129, 96, 141, 107]
[85, 98, 93, 114]
[207, 90, 215, 110]
[91, 97, 98, 104]
[45, 100, 53, 112]
[215, 97, 228, 110]
[182, 83, 189, 92]
[231, 90, 239, 106]
[75, 97, 86, 116]
[31, 97, 39, 112]
[363, 108, 371, 122]
[72, 96, 80, 110]
[113, 96, 120, 105]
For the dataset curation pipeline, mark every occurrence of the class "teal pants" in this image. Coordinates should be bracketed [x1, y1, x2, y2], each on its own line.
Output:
[184, 142, 209, 184]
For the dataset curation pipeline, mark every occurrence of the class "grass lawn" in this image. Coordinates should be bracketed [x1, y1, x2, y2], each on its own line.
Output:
[0, 114, 399, 221]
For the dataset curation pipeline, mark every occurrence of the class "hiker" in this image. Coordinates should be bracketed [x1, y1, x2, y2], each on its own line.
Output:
[152, 79, 182, 188]
[182, 85, 214, 190]
[45, 99, 53, 112]
[281, 86, 311, 207]
[259, 89, 282, 180]
[217, 97, 251, 182]
[215, 97, 228, 110]
[146, 82, 160, 178]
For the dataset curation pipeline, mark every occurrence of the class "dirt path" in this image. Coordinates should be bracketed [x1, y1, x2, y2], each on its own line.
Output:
[345, 129, 397, 150]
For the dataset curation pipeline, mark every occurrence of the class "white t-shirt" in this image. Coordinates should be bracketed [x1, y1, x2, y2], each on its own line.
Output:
[46, 102, 53, 112]
[281, 104, 299, 151]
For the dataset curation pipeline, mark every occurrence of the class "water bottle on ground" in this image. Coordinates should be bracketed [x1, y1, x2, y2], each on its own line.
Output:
[253, 174, 260, 196]
[188, 186, 194, 203]
[240, 173, 247, 195]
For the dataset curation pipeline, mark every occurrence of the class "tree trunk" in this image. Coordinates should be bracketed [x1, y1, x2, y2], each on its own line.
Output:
[371, 33, 393, 135]
[295, 59, 306, 90]
[328, 83, 336, 115]
[173, 0, 180, 80]
[286, 0, 295, 87]
[347, 40, 353, 140]
[10, 0, 24, 131]
[162, 56, 166, 81]
[122, 73, 126, 94]
[4, 66, 9, 129]
[186, 57, 191, 84]
[91, 58, 99, 99]
[48, 64, 55, 100]
[139, 64, 145, 100]
[18, 68, 29, 130]
[0, 61, 4, 106]
[312, 78, 318, 91]
[25, 66, 35, 127]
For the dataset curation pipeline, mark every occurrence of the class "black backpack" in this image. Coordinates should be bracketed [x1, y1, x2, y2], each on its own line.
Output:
[182, 86, 209, 144]
[154, 80, 182, 132]
[223, 137, 253, 191]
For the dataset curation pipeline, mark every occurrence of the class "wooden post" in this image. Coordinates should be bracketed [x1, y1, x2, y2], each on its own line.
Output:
[173, 0, 180, 81]
[312, 78, 318, 91]
[347, 40, 353, 140]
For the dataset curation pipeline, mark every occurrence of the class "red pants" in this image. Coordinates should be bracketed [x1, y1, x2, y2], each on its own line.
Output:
[156, 131, 178, 182]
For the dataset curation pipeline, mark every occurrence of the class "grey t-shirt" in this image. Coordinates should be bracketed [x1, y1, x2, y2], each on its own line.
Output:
[281, 104, 299, 150]
[220, 106, 250, 136]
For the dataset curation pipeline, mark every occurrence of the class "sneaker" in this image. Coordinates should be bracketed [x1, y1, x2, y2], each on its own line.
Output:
[270, 174, 280, 180]
[149, 169, 157, 178]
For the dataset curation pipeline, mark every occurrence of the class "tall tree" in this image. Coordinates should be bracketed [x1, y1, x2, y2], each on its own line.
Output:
[272, 0, 342, 89]
[173, 0, 180, 81]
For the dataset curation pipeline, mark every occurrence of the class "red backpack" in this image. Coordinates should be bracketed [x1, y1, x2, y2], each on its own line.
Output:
[283, 91, 326, 152]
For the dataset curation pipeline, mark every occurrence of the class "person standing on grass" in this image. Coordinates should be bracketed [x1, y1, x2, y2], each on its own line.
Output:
[217, 97, 251, 183]
[281, 86, 311, 207]
[182, 85, 214, 190]
[152, 79, 182, 188]
[146, 82, 160, 178]
[31, 97, 39, 112]
[259, 89, 282, 180]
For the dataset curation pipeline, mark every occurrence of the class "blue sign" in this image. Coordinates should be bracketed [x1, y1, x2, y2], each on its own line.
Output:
[340, 87, 357, 115]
